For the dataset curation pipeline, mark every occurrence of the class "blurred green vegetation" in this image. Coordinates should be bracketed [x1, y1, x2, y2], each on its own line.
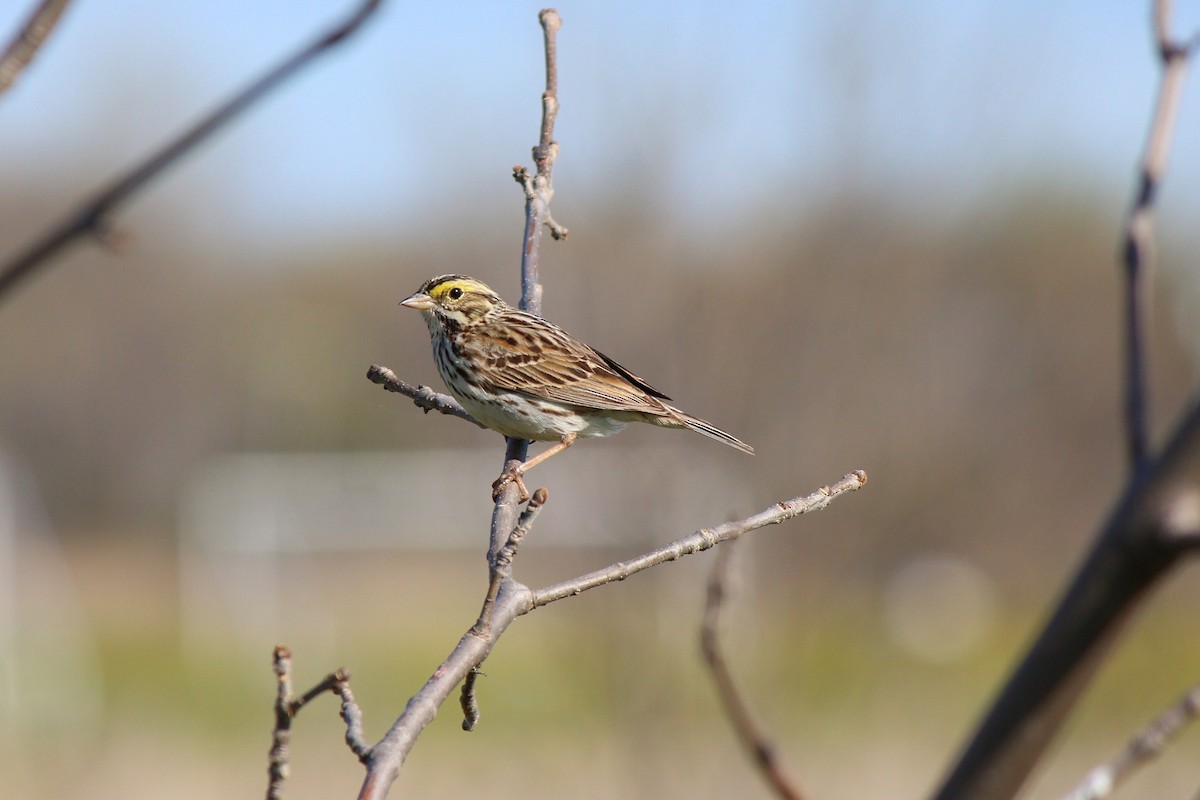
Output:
[3, 93, 1200, 800]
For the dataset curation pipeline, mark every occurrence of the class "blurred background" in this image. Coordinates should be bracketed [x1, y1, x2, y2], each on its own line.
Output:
[3, 1, 1200, 798]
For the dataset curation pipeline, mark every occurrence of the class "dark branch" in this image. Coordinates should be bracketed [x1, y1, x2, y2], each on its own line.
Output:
[933, 395, 1200, 799]
[0, 0, 384, 303]
[1119, 0, 1198, 468]
[933, 5, 1200, 796]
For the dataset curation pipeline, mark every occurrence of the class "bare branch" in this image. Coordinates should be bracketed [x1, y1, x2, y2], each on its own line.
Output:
[0, 0, 384, 303]
[932, 6, 1200, 796]
[491, 8, 567, 545]
[338, 680, 371, 762]
[459, 667, 483, 733]
[514, 7, 566, 313]
[356, 470, 863, 799]
[0, 0, 73, 98]
[1120, 0, 1199, 467]
[532, 470, 868, 607]
[477, 487, 548, 635]
[366, 364, 482, 427]
[701, 541, 807, 800]
[356, 580, 532, 800]
[1060, 681, 1200, 800]
[267, 646, 354, 800]
[932, 392, 1200, 799]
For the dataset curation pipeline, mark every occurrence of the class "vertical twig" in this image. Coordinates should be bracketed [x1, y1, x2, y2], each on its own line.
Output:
[701, 541, 807, 800]
[356, 15, 568, 799]
[0, 0, 73, 98]
[490, 8, 566, 557]
[267, 646, 356, 800]
[0, 0, 384, 303]
[1120, 0, 1199, 468]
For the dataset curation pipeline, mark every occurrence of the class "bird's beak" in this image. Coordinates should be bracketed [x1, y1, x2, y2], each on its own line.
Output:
[400, 292, 435, 311]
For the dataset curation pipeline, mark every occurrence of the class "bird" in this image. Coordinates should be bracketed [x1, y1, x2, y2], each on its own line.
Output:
[400, 274, 753, 500]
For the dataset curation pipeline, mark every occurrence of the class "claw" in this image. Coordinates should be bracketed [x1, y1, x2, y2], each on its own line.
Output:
[491, 469, 530, 502]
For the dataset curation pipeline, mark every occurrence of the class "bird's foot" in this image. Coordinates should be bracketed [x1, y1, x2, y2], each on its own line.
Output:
[491, 469, 530, 503]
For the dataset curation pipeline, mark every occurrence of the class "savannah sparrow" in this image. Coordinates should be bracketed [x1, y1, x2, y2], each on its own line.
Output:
[400, 274, 753, 499]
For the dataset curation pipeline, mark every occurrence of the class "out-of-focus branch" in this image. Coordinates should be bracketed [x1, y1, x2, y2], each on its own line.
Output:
[932, 395, 1200, 800]
[267, 646, 356, 800]
[0, 0, 73, 98]
[532, 471, 867, 607]
[1120, 0, 1200, 468]
[366, 365, 482, 427]
[0, 0, 384, 304]
[932, 4, 1200, 797]
[1059, 680, 1200, 800]
[701, 541, 807, 800]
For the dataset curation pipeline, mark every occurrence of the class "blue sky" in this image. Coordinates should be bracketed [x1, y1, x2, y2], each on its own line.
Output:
[0, 1, 1197, 251]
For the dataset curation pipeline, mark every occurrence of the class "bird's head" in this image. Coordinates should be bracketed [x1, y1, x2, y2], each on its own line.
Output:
[400, 275, 506, 330]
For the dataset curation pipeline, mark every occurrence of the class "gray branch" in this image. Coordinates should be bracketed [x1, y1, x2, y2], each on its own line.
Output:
[1060, 681, 1200, 800]
[353, 470, 865, 799]
[532, 471, 867, 607]
[366, 364, 482, 427]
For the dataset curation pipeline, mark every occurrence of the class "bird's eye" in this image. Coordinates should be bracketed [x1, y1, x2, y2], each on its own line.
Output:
[448, 287, 463, 300]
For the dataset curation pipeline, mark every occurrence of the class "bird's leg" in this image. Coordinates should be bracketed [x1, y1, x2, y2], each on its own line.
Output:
[492, 432, 577, 501]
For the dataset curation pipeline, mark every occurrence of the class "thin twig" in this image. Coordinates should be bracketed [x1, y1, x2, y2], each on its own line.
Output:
[1060, 681, 1200, 800]
[515, 7, 565, 313]
[267, 645, 354, 800]
[338, 680, 371, 762]
[459, 667, 483, 732]
[532, 471, 867, 607]
[465, 487, 547, 731]
[0, 0, 384, 303]
[366, 365, 482, 426]
[356, 471, 865, 800]
[478, 487, 548, 634]
[0, 0, 73, 98]
[490, 7, 566, 555]
[701, 541, 807, 800]
[1120, 0, 1199, 468]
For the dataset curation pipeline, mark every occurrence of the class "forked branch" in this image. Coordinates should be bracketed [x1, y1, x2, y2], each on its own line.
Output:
[1120, 0, 1200, 468]
[353, 471, 866, 800]
[267, 646, 361, 800]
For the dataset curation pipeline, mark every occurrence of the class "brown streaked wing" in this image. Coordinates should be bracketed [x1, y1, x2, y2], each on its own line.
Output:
[471, 310, 675, 414]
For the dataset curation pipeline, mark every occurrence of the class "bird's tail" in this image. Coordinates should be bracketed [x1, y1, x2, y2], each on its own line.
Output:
[671, 408, 755, 454]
